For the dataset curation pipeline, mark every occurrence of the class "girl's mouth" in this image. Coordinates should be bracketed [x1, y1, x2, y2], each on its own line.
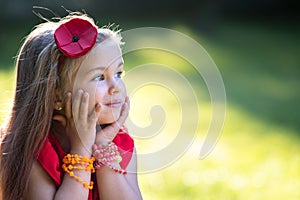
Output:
[104, 100, 123, 108]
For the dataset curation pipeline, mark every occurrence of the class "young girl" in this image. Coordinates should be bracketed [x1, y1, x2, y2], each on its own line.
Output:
[0, 13, 142, 200]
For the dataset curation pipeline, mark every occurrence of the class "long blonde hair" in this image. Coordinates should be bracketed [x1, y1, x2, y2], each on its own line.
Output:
[0, 13, 122, 200]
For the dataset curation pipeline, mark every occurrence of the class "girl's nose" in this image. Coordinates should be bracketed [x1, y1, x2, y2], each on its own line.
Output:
[108, 79, 119, 95]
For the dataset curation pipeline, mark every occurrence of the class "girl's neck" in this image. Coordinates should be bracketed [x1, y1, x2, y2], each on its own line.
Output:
[51, 121, 70, 152]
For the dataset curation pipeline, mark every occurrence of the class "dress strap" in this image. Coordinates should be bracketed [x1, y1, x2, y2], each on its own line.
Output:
[113, 127, 134, 169]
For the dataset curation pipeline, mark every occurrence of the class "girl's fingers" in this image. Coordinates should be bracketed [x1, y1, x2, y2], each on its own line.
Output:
[79, 92, 89, 121]
[116, 98, 130, 126]
[64, 92, 72, 119]
[86, 102, 101, 126]
[73, 90, 101, 131]
[95, 102, 101, 113]
[92, 103, 101, 122]
[125, 96, 130, 113]
[72, 89, 83, 118]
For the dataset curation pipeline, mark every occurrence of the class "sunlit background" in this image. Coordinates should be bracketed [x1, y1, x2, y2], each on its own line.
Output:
[1, 1, 300, 199]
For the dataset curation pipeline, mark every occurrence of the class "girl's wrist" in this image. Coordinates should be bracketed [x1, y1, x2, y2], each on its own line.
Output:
[96, 140, 110, 146]
[70, 146, 93, 157]
[95, 137, 111, 146]
[92, 142, 127, 175]
[69, 138, 95, 156]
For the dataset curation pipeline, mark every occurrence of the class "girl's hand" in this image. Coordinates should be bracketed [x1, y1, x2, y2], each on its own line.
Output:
[69, 90, 101, 152]
[95, 96, 130, 145]
[53, 90, 101, 154]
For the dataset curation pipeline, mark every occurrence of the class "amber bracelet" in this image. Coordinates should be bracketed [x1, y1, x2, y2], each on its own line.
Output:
[62, 154, 95, 190]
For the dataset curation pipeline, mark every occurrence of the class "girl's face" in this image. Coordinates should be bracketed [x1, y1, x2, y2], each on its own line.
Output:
[73, 39, 126, 124]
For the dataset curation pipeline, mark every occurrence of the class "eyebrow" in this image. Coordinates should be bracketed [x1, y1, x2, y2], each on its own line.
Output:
[87, 62, 124, 74]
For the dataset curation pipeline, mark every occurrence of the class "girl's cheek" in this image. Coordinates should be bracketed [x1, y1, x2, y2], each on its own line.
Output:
[120, 81, 127, 95]
[94, 87, 106, 103]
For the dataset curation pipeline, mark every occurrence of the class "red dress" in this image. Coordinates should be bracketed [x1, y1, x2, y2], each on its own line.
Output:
[37, 127, 134, 200]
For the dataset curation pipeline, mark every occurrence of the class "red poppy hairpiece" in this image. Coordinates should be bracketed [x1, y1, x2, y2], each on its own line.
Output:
[54, 18, 98, 58]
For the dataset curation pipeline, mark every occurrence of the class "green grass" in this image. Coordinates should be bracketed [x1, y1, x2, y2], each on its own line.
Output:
[0, 70, 15, 125]
[1, 20, 300, 199]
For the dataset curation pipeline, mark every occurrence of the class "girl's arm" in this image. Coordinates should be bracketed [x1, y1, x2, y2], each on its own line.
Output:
[25, 149, 93, 200]
[25, 91, 99, 199]
[94, 97, 142, 199]
[96, 148, 143, 200]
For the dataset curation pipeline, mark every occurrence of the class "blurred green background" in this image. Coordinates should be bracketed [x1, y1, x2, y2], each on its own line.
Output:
[1, 1, 300, 199]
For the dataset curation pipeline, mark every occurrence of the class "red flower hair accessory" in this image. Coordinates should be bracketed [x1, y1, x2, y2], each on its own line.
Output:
[54, 18, 98, 58]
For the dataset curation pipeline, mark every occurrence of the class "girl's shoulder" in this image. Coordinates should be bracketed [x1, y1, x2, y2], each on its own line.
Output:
[37, 131, 65, 187]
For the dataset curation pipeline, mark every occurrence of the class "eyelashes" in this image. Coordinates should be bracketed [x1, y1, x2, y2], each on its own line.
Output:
[93, 71, 125, 81]
[115, 70, 125, 78]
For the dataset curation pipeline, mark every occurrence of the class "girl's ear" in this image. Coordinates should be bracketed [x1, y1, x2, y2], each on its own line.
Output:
[54, 90, 63, 111]
[53, 89, 67, 127]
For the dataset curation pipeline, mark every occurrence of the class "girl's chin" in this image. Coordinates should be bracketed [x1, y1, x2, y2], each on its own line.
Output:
[97, 114, 120, 125]
[98, 118, 116, 125]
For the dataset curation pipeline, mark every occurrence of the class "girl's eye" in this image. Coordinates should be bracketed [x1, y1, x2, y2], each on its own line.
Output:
[94, 74, 105, 81]
[115, 71, 125, 79]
